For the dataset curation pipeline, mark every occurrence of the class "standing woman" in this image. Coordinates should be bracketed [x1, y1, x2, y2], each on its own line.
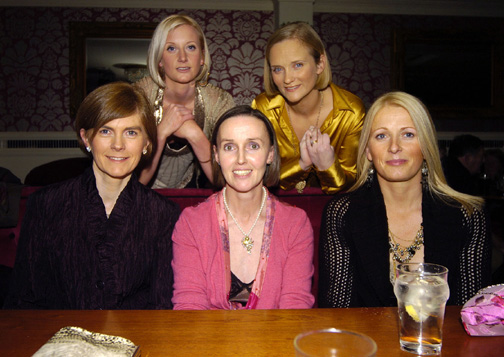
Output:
[318, 92, 491, 308]
[136, 14, 235, 188]
[252, 22, 365, 194]
[4, 82, 179, 309]
[172, 106, 315, 310]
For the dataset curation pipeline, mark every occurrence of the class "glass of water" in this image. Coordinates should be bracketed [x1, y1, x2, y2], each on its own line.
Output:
[394, 263, 450, 355]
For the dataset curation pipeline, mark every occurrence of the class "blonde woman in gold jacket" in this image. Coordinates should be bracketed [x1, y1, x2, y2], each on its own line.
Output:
[252, 22, 365, 194]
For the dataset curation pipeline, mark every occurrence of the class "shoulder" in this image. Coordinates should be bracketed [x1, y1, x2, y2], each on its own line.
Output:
[134, 76, 157, 101]
[133, 180, 180, 214]
[324, 191, 354, 217]
[274, 197, 309, 221]
[178, 193, 216, 221]
[330, 83, 365, 117]
[28, 174, 83, 205]
[252, 92, 282, 110]
[199, 83, 234, 103]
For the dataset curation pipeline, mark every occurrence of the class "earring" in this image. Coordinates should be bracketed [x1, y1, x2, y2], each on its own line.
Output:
[421, 161, 429, 191]
[86, 146, 91, 153]
[142, 148, 147, 155]
[366, 164, 375, 188]
[198, 71, 210, 86]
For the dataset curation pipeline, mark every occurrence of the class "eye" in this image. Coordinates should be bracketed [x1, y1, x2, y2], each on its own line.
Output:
[294, 62, 303, 69]
[187, 44, 197, 51]
[125, 130, 138, 137]
[271, 67, 283, 74]
[166, 45, 176, 52]
[375, 133, 386, 140]
[99, 128, 111, 135]
[248, 142, 260, 150]
[223, 143, 234, 151]
[403, 131, 415, 139]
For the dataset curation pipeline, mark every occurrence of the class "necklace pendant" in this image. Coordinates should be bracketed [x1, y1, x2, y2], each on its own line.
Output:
[242, 236, 254, 254]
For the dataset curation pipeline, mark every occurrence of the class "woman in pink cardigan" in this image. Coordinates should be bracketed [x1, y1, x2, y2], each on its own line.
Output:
[172, 105, 315, 309]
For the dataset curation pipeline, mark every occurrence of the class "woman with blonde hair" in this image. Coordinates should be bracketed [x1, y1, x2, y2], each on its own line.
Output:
[252, 21, 365, 194]
[136, 14, 234, 188]
[318, 91, 491, 307]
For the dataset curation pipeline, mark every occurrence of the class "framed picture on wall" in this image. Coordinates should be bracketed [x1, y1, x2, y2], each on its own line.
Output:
[391, 28, 504, 120]
[69, 22, 156, 118]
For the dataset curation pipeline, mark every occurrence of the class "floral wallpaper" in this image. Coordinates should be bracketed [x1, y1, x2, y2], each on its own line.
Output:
[0, 7, 274, 131]
[0, 7, 502, 132]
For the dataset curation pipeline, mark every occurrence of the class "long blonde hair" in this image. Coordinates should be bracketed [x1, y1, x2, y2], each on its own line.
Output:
[351, 91, 483, 213]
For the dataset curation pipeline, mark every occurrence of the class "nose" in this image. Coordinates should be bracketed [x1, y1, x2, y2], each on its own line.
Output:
[283, 68, 294, 84]
[237, 148, 246, 164]
[388, 136, 401, 154]
[111, 135, 125, 151]
[178, 49, 187, 62]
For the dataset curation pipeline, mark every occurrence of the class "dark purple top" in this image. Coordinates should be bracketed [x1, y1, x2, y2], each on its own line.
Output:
[4, 168, 179, 309]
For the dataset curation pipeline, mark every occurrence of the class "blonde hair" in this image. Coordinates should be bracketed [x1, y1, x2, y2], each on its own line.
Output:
[147, 14, 210, 88]
[351, 91, 483, 213]
[263, 22, 331, 96]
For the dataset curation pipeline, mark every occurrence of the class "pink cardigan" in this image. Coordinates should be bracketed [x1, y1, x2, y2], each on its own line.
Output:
[172, 192, 315, 310]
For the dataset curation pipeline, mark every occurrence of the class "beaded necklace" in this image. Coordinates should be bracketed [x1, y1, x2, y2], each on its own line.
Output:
[388, 225, 424, 263]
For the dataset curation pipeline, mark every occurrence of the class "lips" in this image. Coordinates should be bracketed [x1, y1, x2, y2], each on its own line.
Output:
[387, 159, 407, 166]
[233, 169, 252, 176]
[107, 156, 128, 162]
[285, 85, 300, 92]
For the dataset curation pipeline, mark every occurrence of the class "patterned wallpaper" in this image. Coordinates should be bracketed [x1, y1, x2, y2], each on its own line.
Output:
[0, 7, 503, 132]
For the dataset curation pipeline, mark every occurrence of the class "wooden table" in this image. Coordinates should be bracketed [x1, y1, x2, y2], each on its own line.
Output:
[1, 306, 502, 356]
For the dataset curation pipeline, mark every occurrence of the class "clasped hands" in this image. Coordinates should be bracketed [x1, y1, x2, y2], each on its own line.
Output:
[299, 126, 335, 171]
[157, 103, 199, 142]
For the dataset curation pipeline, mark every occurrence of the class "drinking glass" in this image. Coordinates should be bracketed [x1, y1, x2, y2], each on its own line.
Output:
[294, 328, 377, 357]
[394, 263, 450, 355]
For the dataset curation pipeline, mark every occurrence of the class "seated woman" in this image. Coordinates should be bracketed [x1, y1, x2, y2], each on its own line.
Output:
[136, 14, 235, 189]
[318, 91, 492, 308]
[4, 82, 179, 309]
[172, 105, 315, 309]
[252, 22, 365, 194]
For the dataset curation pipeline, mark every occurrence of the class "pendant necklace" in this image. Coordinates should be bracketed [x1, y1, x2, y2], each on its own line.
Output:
[388, 225, 424, 263]
[223, 187, 267, 254]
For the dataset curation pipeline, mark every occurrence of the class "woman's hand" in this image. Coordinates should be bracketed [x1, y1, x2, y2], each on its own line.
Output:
[299, 130, 314, 170]
[303, 127, 335, 171]
[158, 103, 194, 140]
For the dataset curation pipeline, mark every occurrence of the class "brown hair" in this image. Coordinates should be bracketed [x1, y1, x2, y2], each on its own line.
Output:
[210, 105, 280, 188]
[75, 81, 157, 160]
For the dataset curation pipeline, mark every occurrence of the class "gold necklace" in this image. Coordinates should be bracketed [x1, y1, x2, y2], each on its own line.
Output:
[223, 187, 267, 254]
[285, 90, 324, 130]
[388, 225, 424, 263]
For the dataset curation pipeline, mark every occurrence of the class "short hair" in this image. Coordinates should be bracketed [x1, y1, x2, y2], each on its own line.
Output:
[210, 105, 280, 189]
[351, 91, 483, 212]
[75, 81, 157, 161]
[263, 21, 332, 96]
[448, 134, 484, 158]
[147, 14, 210, 88]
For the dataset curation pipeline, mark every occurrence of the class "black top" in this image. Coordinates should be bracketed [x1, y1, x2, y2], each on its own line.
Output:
[318, 176, 492, 308]
[4, 168, 179, 309]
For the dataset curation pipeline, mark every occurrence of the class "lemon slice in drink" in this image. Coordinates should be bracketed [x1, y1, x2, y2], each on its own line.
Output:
[405, 305, 429, 322]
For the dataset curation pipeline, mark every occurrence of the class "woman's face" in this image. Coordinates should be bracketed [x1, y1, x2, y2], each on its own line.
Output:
[159, 24, 204, 85]
[80, 113, 149, 182]
[269, 38, 324, 104]
[366, 105, 424, 185]
[214, 115, 274, 194]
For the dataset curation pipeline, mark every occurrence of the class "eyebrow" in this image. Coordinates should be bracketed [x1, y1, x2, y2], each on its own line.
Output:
[101, 125, 143, 131]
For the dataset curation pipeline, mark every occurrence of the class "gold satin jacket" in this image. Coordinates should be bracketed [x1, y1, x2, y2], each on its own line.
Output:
[252, 83, 365, 194]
